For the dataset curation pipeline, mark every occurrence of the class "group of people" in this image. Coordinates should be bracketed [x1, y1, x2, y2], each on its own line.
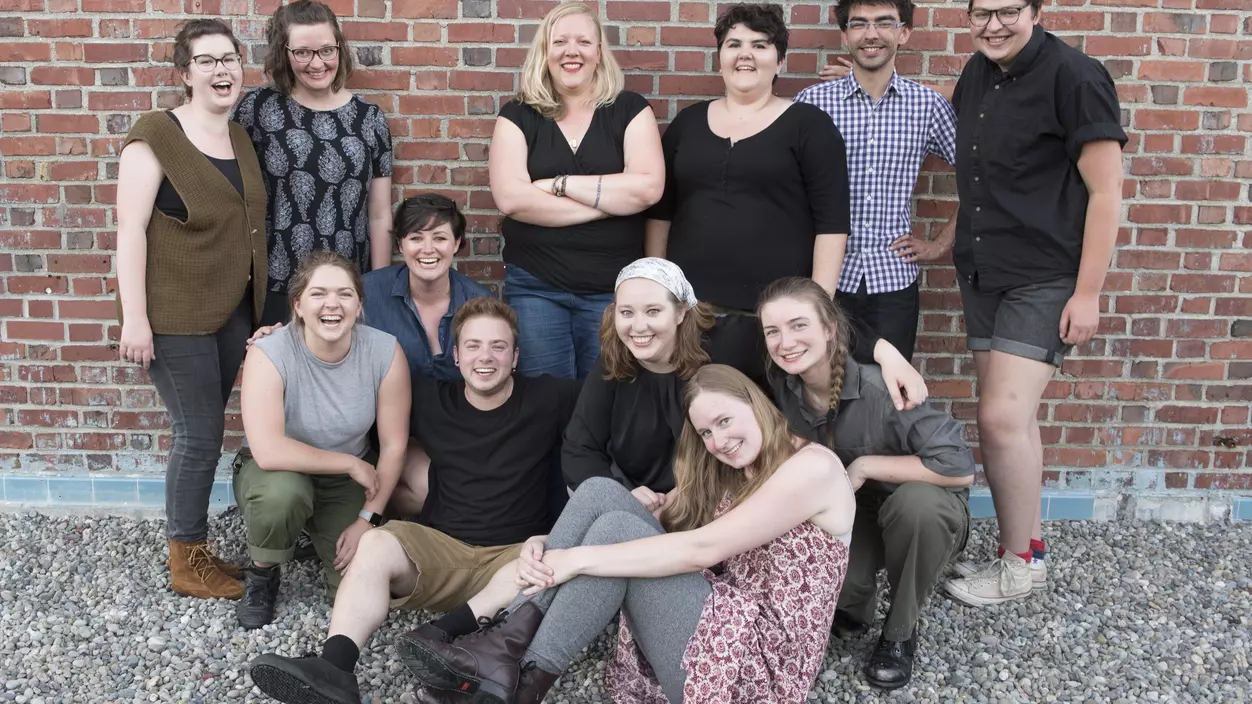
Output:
[114, 0, 1125, 701]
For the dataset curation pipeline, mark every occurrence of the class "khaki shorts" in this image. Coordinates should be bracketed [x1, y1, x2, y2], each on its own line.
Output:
[379, 521, 523, 613]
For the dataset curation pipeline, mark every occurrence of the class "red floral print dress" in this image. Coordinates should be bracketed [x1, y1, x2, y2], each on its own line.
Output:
[607, 491, 850, 703]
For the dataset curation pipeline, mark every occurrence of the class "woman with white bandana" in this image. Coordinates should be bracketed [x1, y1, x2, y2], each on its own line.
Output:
[562, 258, 927, 512]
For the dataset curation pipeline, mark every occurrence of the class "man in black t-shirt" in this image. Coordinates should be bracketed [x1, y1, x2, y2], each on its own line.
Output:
[247, 297, 582, 704]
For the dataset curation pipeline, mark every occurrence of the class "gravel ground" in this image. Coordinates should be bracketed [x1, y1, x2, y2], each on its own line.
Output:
[1, 509, 1249, 704]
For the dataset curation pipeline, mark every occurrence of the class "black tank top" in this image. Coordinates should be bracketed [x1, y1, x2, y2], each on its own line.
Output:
[154, 111, 245, 222]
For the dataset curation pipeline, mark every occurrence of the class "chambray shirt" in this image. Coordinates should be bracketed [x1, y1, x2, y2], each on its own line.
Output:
[769, 358, 974, 494]
[795, 72, 957, 295]
[361, 264, 491, 381]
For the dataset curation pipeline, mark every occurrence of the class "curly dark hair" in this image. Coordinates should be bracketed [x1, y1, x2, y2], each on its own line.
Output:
[714, 3, 789, 61]
[833, 0, 917, 30]
[172, 19, 241, 97]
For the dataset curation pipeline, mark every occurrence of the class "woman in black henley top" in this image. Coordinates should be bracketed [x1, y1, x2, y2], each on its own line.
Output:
[644, 4, 851, 314]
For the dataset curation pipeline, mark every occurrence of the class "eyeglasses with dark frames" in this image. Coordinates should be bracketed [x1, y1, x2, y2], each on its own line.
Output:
[967, 4, 1028, 27]
[190, 53, 242, 72]
[286, 45, 340, 64]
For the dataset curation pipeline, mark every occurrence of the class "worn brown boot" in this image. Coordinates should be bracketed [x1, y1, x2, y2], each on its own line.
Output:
[165, 542, 242, 578]
[169, 539, 244, 600]
[396, 602, 543, 704]
[514, 662, 559, 704]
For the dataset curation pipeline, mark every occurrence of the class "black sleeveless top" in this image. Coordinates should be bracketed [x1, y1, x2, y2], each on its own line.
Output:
[498, 91, 652, 295]
[154, 112, 244, 222]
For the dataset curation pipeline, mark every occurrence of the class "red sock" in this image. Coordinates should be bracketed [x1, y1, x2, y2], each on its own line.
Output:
[1030, 539, 1046, 555]
[997, 545, 1032, 562]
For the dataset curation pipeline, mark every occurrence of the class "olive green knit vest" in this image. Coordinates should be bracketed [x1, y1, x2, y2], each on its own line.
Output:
[117, 111, 267, 335]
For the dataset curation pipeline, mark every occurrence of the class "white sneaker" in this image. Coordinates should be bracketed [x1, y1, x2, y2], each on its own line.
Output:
[953, 555, 1047, 589]
[944, 553, 1034, 606]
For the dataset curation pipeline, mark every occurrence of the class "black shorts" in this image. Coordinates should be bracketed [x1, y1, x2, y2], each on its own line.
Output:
[957, 276, 1076, 367]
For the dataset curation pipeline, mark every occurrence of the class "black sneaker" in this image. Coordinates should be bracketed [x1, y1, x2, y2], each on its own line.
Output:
[238, 565, 281, 630]
[864, 634, 917, 690]
[293, 530, 318, 562]
[249, 653, 361, 704]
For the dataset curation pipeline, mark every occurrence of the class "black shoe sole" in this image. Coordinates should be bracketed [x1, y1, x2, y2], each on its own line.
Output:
[250, 661, 360, 704]
[395, 634, 510, 704]
[237, 608, 275, 630]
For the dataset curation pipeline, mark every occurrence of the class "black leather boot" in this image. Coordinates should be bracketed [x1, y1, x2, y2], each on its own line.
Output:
[864, 633, 916, 689]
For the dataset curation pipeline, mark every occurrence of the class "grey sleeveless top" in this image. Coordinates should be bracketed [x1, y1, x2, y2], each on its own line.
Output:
[253, 323, 397, 459]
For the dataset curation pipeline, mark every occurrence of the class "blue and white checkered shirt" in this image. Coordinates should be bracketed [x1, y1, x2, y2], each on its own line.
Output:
[796, 72, 957, 295]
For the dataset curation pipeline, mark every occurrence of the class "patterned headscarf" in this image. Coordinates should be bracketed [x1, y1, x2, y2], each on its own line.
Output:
[614, 258, 699, 307]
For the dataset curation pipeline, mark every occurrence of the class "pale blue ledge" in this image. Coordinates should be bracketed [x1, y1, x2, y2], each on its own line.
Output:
[1234, 497, 1252, 523]
[968, 491, 1097, 521]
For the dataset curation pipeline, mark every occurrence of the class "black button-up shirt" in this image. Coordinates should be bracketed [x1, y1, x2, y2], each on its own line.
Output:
[952, 26, 1127, 292]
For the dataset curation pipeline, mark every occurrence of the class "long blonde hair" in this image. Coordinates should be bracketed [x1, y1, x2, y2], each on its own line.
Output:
[662, 365, 803, 533]
[517, 2, 624, 119]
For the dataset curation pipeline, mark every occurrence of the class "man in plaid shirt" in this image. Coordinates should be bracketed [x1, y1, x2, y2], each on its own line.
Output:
[796, 0, 957, 361]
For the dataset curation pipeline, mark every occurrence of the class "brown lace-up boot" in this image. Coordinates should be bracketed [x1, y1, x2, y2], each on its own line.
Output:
[397, 602, 543, 704]
[514, 661, 560, 704]
[169, 539, 244, 600]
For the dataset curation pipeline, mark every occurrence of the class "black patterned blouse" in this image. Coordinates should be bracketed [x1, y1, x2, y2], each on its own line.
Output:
[232, 87, 393, 293]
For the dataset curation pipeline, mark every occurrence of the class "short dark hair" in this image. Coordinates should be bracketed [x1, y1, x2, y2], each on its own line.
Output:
[264, 0, 354, 96]
[834, 0, 917, 30]
[392, 194, 467, 247]
[453, 296, 520, 349]
[967, 0, 1044, 13]
[172, 19, 241, 98]
[714, 3, 790, 62]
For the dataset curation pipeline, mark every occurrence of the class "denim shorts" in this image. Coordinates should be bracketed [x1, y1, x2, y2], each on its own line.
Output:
[957, 276, 1077, 367]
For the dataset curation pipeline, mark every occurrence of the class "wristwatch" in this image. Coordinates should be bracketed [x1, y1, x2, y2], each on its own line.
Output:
[358, 509, 384, 527]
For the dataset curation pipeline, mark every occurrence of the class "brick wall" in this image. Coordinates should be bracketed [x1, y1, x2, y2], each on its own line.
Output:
[0, 0, 1250, 494]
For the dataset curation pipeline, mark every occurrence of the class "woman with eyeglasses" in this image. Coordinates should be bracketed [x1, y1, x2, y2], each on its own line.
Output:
[233, 0, 394, 328]
[115, 18, 266, 601]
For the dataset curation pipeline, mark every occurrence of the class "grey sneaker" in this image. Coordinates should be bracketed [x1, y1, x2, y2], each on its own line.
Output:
[953, 555, 1047, 589]
[944, 553, 1033, 607]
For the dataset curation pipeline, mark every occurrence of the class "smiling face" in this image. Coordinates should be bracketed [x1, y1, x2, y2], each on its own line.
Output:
[760, 296, 834, 378]
[286, 22, 340, 94]
[842, 2, 911, 73]
[400, 219, 458, 286]
[454, 315, 519, 397]
[293, 264, 361, 345]
[687, 390, 764, 470]
[545, 12, 601, 97]
[969, 0, 1038, 69]
[718, 23, 781, 95]
[181, 34, 243, 112]
[613, 278, 686, 372]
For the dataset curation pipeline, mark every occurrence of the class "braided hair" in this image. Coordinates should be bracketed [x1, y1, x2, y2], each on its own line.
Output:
[757, 277, 855, 449]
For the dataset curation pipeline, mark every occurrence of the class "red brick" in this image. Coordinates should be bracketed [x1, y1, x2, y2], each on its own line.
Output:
[1127, 204, 1191, 224]
[0, 43, 52, 61]
[83, 43, 147, 63]
[392, 47, 458, 67]
[1133, 110, 1199, 131]
[26, 19, 92, 37]
[1171, 274, 1236, 293]
[1129, 156, 1193, 176]
[1086, 36, 1150, 56]
[87, 91, 152, 111]
[606, 1, 670, 20]
[1138, 60, 1206, 82]
[447, 23, 515, 43]
[1183, 86, 1249, 108]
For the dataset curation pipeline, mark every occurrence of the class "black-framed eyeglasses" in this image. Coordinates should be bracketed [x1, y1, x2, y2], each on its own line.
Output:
[968, 5, 1028, 27]
[190, 53, 242, 72]
[286, 45, 340, 63]
[845, 20, 907, 32]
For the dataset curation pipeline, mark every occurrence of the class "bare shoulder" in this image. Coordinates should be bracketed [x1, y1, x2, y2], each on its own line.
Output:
[776, 443, 845, 485]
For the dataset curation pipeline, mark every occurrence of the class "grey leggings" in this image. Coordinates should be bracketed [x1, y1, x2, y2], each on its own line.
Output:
[510, 477, 710, 703]
[147, 297, 251, 542]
